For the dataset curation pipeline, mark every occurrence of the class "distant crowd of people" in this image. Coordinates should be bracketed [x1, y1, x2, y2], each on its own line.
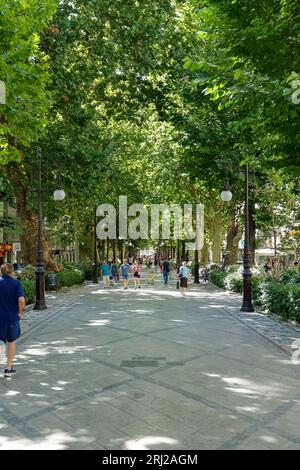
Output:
[99, 255, 191, 296]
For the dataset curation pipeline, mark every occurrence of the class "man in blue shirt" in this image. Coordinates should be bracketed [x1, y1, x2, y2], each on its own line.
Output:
[0, 263, 25, 378]
[121, 260, 130, 290]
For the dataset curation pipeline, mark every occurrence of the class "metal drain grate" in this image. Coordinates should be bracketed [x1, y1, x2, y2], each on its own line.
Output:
[120, 356, 183, 368]
[121, 359, 159, 367]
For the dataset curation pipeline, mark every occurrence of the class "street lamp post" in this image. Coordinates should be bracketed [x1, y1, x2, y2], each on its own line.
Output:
[220, 164, 254, 312]
[34, 147, 47, 310]
[34, 147, 66, 311]
[240, 164, 254, 312]
[194, 248, 200, 283]
[92, 204, 98, 283]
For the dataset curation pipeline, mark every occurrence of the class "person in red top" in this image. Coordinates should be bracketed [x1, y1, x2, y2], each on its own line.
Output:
[132, 260, 141, 289]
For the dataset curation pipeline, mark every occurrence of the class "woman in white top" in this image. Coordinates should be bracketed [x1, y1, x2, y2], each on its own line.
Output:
[179, 262, 190, 296]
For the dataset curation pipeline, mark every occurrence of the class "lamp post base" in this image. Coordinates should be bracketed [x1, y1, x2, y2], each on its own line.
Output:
[33, 301, 47, 311]
[240, 303, 254, 313]
[241, 272, 254, 312]
[92, 263, 98, 284]
[34, 270, 47, 310]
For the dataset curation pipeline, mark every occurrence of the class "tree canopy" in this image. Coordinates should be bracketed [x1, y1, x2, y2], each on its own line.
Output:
[0, 0, 299, 264]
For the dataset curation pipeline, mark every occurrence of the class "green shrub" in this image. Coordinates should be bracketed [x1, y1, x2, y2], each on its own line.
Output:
[252, 276, 268, 305]
[75, 261, 93, 280]
[209, 269, 227, 288]
[224, 271, 243, 293]
[56, 268, 84, 288]
[57, 260, 75, 271]
[209, 263, 220, 272]
[264, 281, 290, 320]
[260, 281, 300, 322]
[208, 264, 300, 323]
[279, 268, 300, 285]
[288, 286, 300, 323]
[225, 264, 240, 274]
[19, 264, 35, 281]
[21, 279, 35, 305]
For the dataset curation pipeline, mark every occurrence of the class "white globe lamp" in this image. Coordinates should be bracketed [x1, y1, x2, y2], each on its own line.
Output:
[220, 189, 232, 202]
[53, 189, 66, 201]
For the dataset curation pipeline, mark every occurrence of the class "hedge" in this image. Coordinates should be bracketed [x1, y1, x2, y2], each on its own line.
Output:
[17, 264, 84, 306]
[21, 279, 35, 305]
[262, 281, 300, 323]
[74, 262, 93, 280]
[208, 265, 300, 323]
[209, 269, 227, 288]
[55, 268, 84, 289]
[280, 268, 300, 285]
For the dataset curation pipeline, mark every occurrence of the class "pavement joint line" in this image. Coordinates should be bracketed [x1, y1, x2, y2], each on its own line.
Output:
[16, 288, 296, 388]
[263, 425, 300, 445]
[220, 306, 293, 357]
[101, 322, 192, 338]
[0, 401, 45, 439]
[216, 390, 300, 449]
[145, 347, 232, 378]
[214, 350, 300, 380]
[1, 363, 297, 445]
[18, 295, 89, 345]
[135, 375, 257, 422]
[4, 377, 136, 427]
[48, 352, 257, 421]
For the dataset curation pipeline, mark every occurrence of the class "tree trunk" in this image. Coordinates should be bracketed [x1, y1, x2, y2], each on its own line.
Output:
[211, 210, 223, 264]
[118, 239, 123, 263]
[223, 213, 243, 266]
[113, 239, 116, 261]
[200, 237, 209, 263]
[181, 241, 185, 259]
[15, 189, 37, 265]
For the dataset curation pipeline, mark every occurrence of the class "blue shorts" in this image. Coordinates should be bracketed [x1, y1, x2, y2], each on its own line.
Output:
[123, 275, 129, 280]
[0, 318, 21, 343]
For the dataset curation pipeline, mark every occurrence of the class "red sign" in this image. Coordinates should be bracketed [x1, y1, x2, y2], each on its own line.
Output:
[0, 243, 13, 253]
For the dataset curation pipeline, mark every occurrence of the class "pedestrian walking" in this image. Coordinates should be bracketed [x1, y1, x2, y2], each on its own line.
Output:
[100, 261, 110, 287]
[162, 258, 170, 285]
[178, 261, 190, 296]
[121, 259, 130, 290]
[0, 263, 25, 378]
[132, 260, 141, 289]
[154, 256, 158, 273]
[110, 259, 118, 282]
[169, 258, 176, 280]
[148, 266, 155, 285]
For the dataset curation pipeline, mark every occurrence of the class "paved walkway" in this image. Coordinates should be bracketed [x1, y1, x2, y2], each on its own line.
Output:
[1, 273, 300, 450]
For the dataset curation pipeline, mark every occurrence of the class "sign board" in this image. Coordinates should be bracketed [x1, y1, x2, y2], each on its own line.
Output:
[13, 242, 21, 252]
[239, 239, 245, 249]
